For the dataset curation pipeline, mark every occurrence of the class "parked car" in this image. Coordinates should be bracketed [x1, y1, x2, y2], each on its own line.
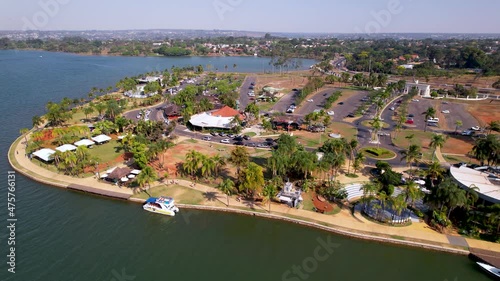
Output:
[220, 139, 230, 143]
[408, 114, 414, 118]
[389, 107, 395, 111]
[471, 126, 480, 131]
[346, 113, 355, 118]
[412, 99, 420, 102]
[338, 102, 344, 105]
[307, 99, 314, 102]
[406, 119, 414, 124]
[441, 110, 450, 114]
[461, 130, 473, 136]
[202, 136, 211, 141]
[327, 111, 335, 116]
[218, 132, 226, 137]
[233, 136, 244, 141]
[427, 122, 439, 127]
[265, 138, 275, 143]
[227, 134, 235, 138]
[234, 141, 244, 146]
[210, 132, 217, 136]
[243, 135, 251, 140]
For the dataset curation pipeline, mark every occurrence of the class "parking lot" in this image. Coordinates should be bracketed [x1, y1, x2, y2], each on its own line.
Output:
[272, 90, 298, 113]
[407, 99, 479, 132]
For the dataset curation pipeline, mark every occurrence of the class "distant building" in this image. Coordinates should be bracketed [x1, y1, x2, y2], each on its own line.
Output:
[404, 80, 431, 98]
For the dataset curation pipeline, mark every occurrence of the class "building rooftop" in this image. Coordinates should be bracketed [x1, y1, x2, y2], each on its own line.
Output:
[450, 165, 500, 204]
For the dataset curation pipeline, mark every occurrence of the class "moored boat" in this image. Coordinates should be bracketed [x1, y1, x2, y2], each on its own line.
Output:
[477, 262, 500, 279]
[143, 196, 179, 216]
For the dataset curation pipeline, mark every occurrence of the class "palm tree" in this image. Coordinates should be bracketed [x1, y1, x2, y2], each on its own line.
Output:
[136, 166, 158, 191]
[423, 107, 436, 132]
[32, 115, 43, 129]
[263, 184, 278, 212]
[426, 161, 445, 186]
[83, 106, 94, 122]
[370, 117, 383, 146]
[218, 178, 235, 206]
[211, 154, 226, 177]
[391, 194, 407, 223]
[401, 144, 421, 175]
[184, 150, 202, 177]
[93, 102, 106, 118]
[405, 133, 415, 149]
[292, 151, 316, 179]
[353, 152, 365, 175]
[402, 181, 422, 207]
[19, 128, 29, 148]
[346, 139, 358, 175]
[454, 120, 463, 134]
[429, 133, 448, 161]
[360, 182, 378, 211]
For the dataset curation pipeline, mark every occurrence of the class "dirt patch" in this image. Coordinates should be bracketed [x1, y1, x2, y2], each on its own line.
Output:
[441, 135, 474, 155]
[256, 73, 308, 92]
[465, 99, 500, 126]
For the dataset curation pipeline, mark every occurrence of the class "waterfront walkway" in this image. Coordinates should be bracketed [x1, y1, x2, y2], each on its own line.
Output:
[9, 135, 500, 255]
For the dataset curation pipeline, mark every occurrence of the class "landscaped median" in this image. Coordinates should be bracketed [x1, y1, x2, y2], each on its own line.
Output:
[360, 146, 397, 160]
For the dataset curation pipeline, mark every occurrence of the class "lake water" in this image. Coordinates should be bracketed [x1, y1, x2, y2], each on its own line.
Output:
[0, 50, 490, 281]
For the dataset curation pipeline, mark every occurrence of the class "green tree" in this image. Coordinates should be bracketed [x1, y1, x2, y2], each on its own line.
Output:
[229, 146, 250, 176]
[239, 162, 265, 196]
[83, 106, 94, 122]
[454, 120, 463, 134]
[218, 178, 235, 206]
[19, 128, 29, 148]
[32, 115, 43, 129]
[401, 144, 421, 175]
[136, 165, 158, 191]
[429, 134, 447, 161]
[262, 184, 278, 212]
[423, 107, 436, 132]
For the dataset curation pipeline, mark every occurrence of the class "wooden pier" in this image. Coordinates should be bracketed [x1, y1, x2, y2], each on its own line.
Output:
[67, 184, 131, 200]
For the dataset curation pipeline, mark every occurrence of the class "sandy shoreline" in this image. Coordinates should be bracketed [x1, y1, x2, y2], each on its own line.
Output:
[8, 132, 500, 256]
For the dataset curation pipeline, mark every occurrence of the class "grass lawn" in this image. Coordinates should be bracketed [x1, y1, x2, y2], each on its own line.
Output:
[392, 130, 433, 149]
[360, 147, 397, 160]
[246, 132, 257, 137]
[294, 122, 358, 148]
[443, 154, 480, 165]
[68, 109, 87, 125]
[257, 102, 276, 112]
[88, 140, 122, 163]
[132, 184, 207, 205]
[302, 192, 315, 211]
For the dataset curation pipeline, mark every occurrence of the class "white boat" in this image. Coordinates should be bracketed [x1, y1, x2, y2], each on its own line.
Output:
[143, 196, 179, 216]
[477, 262, 500, 279]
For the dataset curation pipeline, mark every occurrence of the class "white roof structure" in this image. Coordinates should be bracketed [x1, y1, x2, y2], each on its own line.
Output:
[189, 112, 235, 129]
[33, 148, 55, 162]
[450, 165, 500, 204]
[56, 144, 77, 152]
[130, 169, 141, 175]
[91, 134, 112, 144]
[74, 139, 95, 147]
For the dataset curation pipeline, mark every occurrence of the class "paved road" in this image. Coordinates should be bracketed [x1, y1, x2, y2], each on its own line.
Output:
[239, 76, 256, 110]
[272, 90, 298, 113]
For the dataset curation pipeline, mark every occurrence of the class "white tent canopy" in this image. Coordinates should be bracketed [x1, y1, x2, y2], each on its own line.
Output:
[91, 134, 112, 144]
[74, 139, 95, 147]
[130, 169, 141, 175]
[56, 144, 77, 152]
[33, 148, 55, 162]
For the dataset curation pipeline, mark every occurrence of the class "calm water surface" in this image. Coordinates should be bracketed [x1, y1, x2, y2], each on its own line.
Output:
[0, 50, 490, 281]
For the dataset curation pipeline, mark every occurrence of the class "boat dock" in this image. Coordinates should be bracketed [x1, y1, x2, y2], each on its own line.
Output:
[470, 248, 500, 268]
[67, 184, 131, 200]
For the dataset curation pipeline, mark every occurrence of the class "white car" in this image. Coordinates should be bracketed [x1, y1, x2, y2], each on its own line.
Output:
[327, 111, 335, 116]
[471, 126, 480, 131]
[427, 117, 439, 123]
[220, 139, 230, 144]
[412, 99, 419, 102]
[389, 107, 395, 111]
[248, 92, 255, 97]
[307, 99, 314, 102]
[441, 110, 450, 114]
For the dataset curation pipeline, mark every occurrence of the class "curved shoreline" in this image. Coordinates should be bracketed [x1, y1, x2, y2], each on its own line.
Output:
[7, 133, 498, 257]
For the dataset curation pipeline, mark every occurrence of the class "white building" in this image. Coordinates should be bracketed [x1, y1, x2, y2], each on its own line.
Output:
[404, 80, 431, 98]
[450, 165, 500, 204]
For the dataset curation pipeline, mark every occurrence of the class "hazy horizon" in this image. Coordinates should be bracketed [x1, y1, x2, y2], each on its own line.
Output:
[1, 0, 499, 34]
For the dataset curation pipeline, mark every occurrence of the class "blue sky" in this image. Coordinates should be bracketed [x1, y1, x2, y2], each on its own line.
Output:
[1, 0, 499, 33]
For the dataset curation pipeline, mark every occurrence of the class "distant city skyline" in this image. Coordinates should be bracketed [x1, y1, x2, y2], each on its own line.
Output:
[1, 0, 499, 34]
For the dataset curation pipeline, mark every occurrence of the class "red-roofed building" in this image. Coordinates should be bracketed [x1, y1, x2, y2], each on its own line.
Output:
[211, 106, 243, 119]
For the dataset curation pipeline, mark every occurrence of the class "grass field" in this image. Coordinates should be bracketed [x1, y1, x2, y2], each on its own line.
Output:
[132, 184, 216, 206]
[361, 120, 390, 129]
[293, 122, 358, 148]
[89, 140, 122, 163]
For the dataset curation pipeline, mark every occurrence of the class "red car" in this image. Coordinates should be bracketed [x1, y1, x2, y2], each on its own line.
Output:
[406, 119, 414, 124]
